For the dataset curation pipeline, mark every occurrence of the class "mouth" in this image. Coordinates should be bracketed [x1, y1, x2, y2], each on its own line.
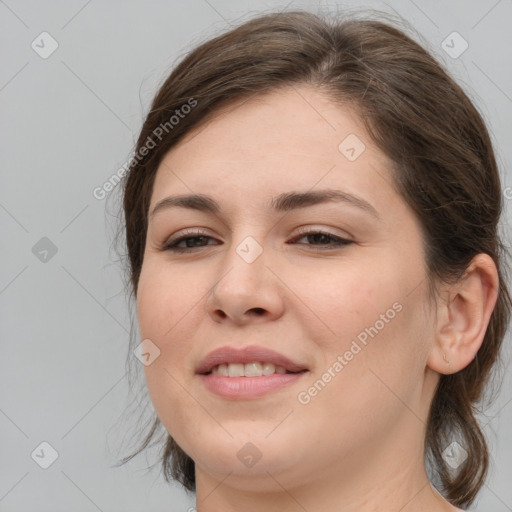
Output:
[207, 362, 306, 377]
[196, 345, 308, 375]
[196, 345, 309, 399]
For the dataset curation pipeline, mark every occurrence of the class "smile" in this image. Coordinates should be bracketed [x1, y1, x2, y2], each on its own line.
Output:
[210, 362, 295, 377]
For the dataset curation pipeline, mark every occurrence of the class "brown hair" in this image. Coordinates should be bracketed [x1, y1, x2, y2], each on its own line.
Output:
[116, 9, 511, 508]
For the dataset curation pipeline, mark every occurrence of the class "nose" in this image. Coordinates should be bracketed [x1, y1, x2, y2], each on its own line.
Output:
[205, 239, 285, 325]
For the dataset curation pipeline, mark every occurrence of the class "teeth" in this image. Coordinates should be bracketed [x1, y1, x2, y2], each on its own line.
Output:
[210, 362, 291, 377]
[244, 362, 263, 377]
[228, 363, 244, 377]
[262, 363, 275, 375]
[213, 364, 228, 376]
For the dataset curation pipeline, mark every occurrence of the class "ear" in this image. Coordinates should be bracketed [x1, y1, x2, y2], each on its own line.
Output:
[427, 254, 499, 375]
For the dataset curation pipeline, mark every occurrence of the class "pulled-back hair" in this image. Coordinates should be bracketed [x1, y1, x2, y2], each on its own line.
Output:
[117, 9, 511, 508]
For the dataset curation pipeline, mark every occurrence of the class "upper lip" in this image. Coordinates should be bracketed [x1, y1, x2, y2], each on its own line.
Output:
[196, 345, 308, 374]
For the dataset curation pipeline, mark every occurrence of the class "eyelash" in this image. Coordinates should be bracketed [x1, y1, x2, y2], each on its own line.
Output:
[162, 227, 353, 253]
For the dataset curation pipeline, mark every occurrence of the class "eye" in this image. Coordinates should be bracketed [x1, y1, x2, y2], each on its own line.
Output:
[162, 227, 353, 253]
[162, 229, 218, 252]
[287, 228, 353, 251]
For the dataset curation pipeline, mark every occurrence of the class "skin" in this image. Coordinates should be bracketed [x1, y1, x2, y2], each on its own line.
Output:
[136, 85, 498, 512]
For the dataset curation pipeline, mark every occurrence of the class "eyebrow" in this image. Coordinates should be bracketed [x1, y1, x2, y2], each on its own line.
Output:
[149, 189, 381, 220]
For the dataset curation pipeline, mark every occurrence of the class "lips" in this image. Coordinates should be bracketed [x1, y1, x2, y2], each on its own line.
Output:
[196, 345, 309, 399]
[196, 345, 308, 375]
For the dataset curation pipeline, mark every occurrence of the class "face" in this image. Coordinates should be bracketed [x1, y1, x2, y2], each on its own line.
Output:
[136, 85, 439, 491]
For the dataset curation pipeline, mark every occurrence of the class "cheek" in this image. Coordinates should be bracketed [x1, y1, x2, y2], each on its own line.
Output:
[137, 262, 196, 434]
[137, 260, 170, 331]
[136, 259, 202, 340]
[295, 298, 430, 447]
[294, 263, 400, 343]
[301, 259, 429, 381]
[136, 262, 200, 408]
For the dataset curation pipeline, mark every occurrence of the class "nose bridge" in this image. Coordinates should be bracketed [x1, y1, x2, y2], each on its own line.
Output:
[218, 234, 268, 294]
[206, 231, 284, 323]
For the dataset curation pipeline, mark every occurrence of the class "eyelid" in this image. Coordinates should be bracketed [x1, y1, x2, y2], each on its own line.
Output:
[164, 227, 211, 244]
[162, 225, 355, 254]
[292, 224, 353, 240]
[164, 225, 352, 244]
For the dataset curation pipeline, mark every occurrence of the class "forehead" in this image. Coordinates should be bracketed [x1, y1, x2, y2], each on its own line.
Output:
[150, 85, 398, 216]
[174, 86, 369, 160]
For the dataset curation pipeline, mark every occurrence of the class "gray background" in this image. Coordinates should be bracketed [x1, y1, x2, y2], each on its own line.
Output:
[1, 1, 511, 511]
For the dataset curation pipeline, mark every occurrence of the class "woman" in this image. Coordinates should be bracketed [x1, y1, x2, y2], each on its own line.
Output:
[117, 9, 511, 511]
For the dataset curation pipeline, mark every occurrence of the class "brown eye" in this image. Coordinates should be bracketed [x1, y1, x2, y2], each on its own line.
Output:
[289, 230, 353, 250]
[163, 229, 219, 252]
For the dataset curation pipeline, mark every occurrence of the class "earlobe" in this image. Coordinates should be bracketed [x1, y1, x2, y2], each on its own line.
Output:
[427, 254, 499, 375]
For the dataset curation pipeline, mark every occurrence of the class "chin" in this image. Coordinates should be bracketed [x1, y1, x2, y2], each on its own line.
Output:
[185, 428, 319, 488]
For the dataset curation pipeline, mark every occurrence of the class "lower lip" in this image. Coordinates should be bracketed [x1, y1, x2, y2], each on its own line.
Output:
[198, 372, 307, 399]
